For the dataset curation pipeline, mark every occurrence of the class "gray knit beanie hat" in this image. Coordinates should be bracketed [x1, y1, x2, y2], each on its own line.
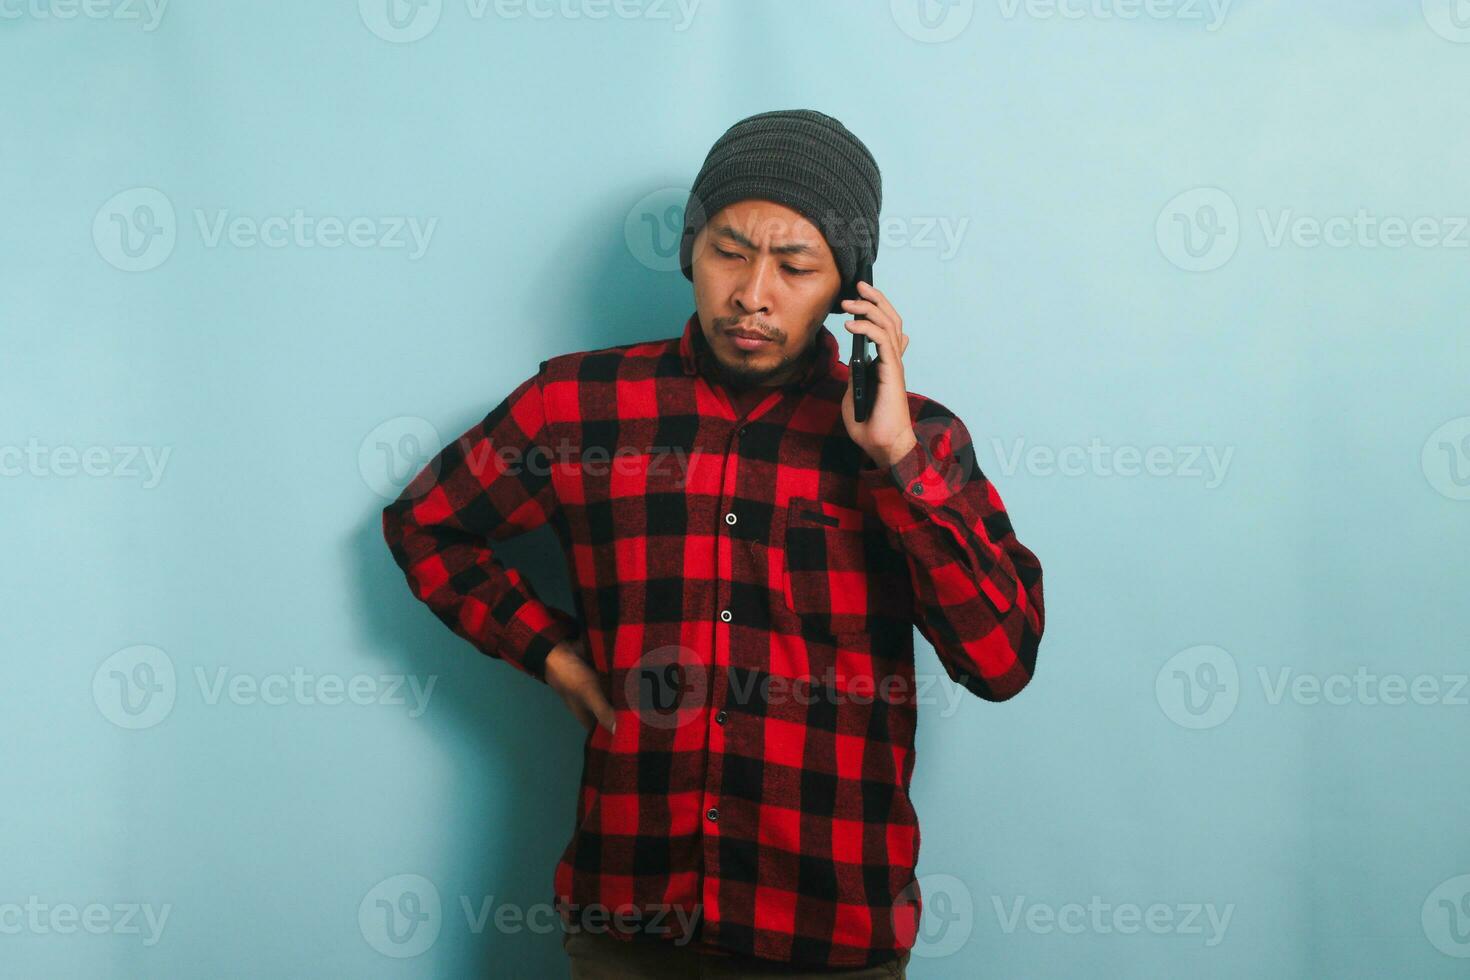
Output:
[678, 109, 882, 316]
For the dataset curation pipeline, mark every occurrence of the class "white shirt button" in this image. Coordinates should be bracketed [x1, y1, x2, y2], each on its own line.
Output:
[719, 609, 732, 623]
[725, 512, 737, 525]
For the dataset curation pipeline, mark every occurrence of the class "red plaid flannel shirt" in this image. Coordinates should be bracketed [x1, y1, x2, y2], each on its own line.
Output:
[381, 312, 1045, 969]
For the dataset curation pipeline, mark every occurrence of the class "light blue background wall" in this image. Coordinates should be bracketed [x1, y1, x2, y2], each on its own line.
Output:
[4, 1, 1468, 976]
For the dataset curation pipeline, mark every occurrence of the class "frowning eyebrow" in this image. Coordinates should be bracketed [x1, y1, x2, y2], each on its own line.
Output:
[712, 224, 818, 256]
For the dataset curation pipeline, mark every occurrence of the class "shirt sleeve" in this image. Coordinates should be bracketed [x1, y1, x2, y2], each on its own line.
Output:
[381, 364, 580, 685]
[858, 398, 1045, 701]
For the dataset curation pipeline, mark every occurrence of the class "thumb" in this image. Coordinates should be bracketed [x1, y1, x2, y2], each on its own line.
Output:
[590, 691, 616, 734]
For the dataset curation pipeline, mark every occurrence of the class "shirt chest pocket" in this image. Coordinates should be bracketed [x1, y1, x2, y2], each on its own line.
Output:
[780, 497, 883, 638]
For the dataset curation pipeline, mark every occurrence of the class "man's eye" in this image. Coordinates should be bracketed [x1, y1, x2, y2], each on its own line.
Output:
[712, 248, 811, 275]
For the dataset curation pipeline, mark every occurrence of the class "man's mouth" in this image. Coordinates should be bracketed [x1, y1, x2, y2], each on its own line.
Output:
[725, 327, 776, 352]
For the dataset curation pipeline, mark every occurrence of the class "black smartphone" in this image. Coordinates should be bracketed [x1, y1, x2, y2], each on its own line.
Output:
[848, 258, 876, 422]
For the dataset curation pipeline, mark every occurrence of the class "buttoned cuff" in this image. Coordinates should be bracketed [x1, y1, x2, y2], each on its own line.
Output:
[859, 438, 958, 529]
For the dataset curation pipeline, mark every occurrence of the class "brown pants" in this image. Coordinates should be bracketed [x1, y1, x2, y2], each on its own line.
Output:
[562, 928, 909, 979]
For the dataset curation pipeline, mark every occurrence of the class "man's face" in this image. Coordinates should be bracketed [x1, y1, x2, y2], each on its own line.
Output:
[691, 199, 842, 388]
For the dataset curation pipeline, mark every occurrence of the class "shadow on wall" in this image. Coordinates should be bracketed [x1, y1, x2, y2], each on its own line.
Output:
[349, 207, 697, 977]
[350, 519, 581, 978]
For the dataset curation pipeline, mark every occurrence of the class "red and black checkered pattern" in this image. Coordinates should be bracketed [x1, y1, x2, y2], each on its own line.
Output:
[381, 311, 1045, 970]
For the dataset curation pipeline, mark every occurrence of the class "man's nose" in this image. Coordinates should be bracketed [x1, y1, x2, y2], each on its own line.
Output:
[734, 259, 773, 314]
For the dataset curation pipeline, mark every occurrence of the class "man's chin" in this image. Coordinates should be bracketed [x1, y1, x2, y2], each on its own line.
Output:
[694, 323, 812, 389]
[707, 349, 785, 388]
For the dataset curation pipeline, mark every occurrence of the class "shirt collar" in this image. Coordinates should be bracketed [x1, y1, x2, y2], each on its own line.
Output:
[678, 311, 839, 392]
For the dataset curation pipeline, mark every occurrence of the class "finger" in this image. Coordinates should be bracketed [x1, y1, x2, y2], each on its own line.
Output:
[589, 692, 617, 734]
[856, 281, 902, 335]
[843, 318, 899, 368]
[839, 298, 891, 334]
[846, 314, 899, 357]
[844, 297, 902, 354]
[842, 316, 887, 346]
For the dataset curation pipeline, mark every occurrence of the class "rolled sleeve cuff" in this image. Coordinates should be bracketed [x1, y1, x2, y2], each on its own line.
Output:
[493, 596, 582, 684]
